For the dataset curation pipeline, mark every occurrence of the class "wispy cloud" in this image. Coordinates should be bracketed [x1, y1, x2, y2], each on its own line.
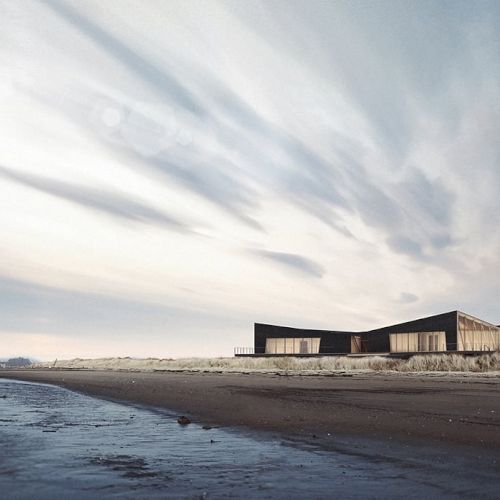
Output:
[40, 0, 205, 117]
[250, 250, 325, 279]
[399, 293, 419, 304]
[0, 165, 191, 232]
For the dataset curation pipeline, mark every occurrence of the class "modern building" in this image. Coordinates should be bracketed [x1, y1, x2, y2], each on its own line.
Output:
[234, 311, 500, 356]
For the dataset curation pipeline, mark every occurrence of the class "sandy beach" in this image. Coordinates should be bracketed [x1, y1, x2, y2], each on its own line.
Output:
[2, 369, 500, 451]
[6, 376, 500, 499]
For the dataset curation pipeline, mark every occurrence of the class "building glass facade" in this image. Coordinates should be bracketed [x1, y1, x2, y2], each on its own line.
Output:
[458, 313, 500, 351]
[265, 337, 321, 354]
[389, 331, 446, 353]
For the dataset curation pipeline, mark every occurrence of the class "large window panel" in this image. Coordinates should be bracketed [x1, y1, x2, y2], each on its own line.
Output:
[390, 332, 446, 353]
[265, 337, 321, 354]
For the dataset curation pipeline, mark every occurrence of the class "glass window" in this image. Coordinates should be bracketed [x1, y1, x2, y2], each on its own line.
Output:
[265, 338, 321, 354]
[390, 332, 446, 353]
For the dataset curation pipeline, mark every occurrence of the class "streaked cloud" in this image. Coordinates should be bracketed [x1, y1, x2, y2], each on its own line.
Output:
[399, 293, 419, 305]
[1, 0, 500, 358]
[250, 250, 325, 279]
[0, 165, 191, 232]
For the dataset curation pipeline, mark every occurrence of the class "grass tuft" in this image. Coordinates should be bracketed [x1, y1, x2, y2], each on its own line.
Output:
[31, 352, 500, 374]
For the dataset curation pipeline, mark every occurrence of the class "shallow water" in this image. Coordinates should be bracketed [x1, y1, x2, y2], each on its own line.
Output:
[0, 379, 498, 499]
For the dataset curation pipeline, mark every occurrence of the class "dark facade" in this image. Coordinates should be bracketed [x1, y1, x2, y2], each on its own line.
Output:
[363, 311, 458, 353]
[253, 323, 352, 355]
[234, 310, 500, 356]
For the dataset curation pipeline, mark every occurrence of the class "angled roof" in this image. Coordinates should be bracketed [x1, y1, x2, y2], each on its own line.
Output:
[457, 311, 500, 330]
[257, 310, 500, 336]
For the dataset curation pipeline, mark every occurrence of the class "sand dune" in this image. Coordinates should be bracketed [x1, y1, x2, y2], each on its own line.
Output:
[32, 352, 500, 375]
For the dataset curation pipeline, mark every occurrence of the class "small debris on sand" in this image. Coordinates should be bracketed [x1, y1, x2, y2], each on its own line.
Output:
[177, 416, 191, 425]
[202, 425, 212, 430]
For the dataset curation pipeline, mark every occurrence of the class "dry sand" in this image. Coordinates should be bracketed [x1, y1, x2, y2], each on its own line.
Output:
[2, 369, 500, 451]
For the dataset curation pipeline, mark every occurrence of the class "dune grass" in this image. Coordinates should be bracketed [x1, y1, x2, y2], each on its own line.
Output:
[33, 352, 500, 374]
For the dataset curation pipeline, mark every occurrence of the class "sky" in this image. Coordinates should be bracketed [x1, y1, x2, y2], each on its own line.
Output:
[1, 0, 500, 360]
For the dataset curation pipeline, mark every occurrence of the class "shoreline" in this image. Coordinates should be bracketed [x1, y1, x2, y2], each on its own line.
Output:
[2, 369, 500, 451]
[4, 377, 500, 499]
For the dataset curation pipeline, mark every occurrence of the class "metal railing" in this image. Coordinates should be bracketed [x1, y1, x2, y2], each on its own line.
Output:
[234, 347, 255, 355]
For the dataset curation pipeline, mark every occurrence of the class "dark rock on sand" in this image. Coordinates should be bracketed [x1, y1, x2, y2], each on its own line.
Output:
[177, 416, 191, 425]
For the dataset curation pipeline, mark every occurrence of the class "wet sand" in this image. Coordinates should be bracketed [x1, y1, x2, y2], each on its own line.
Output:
[2, 369, 500, 450]
[4, 377, 500, 499]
